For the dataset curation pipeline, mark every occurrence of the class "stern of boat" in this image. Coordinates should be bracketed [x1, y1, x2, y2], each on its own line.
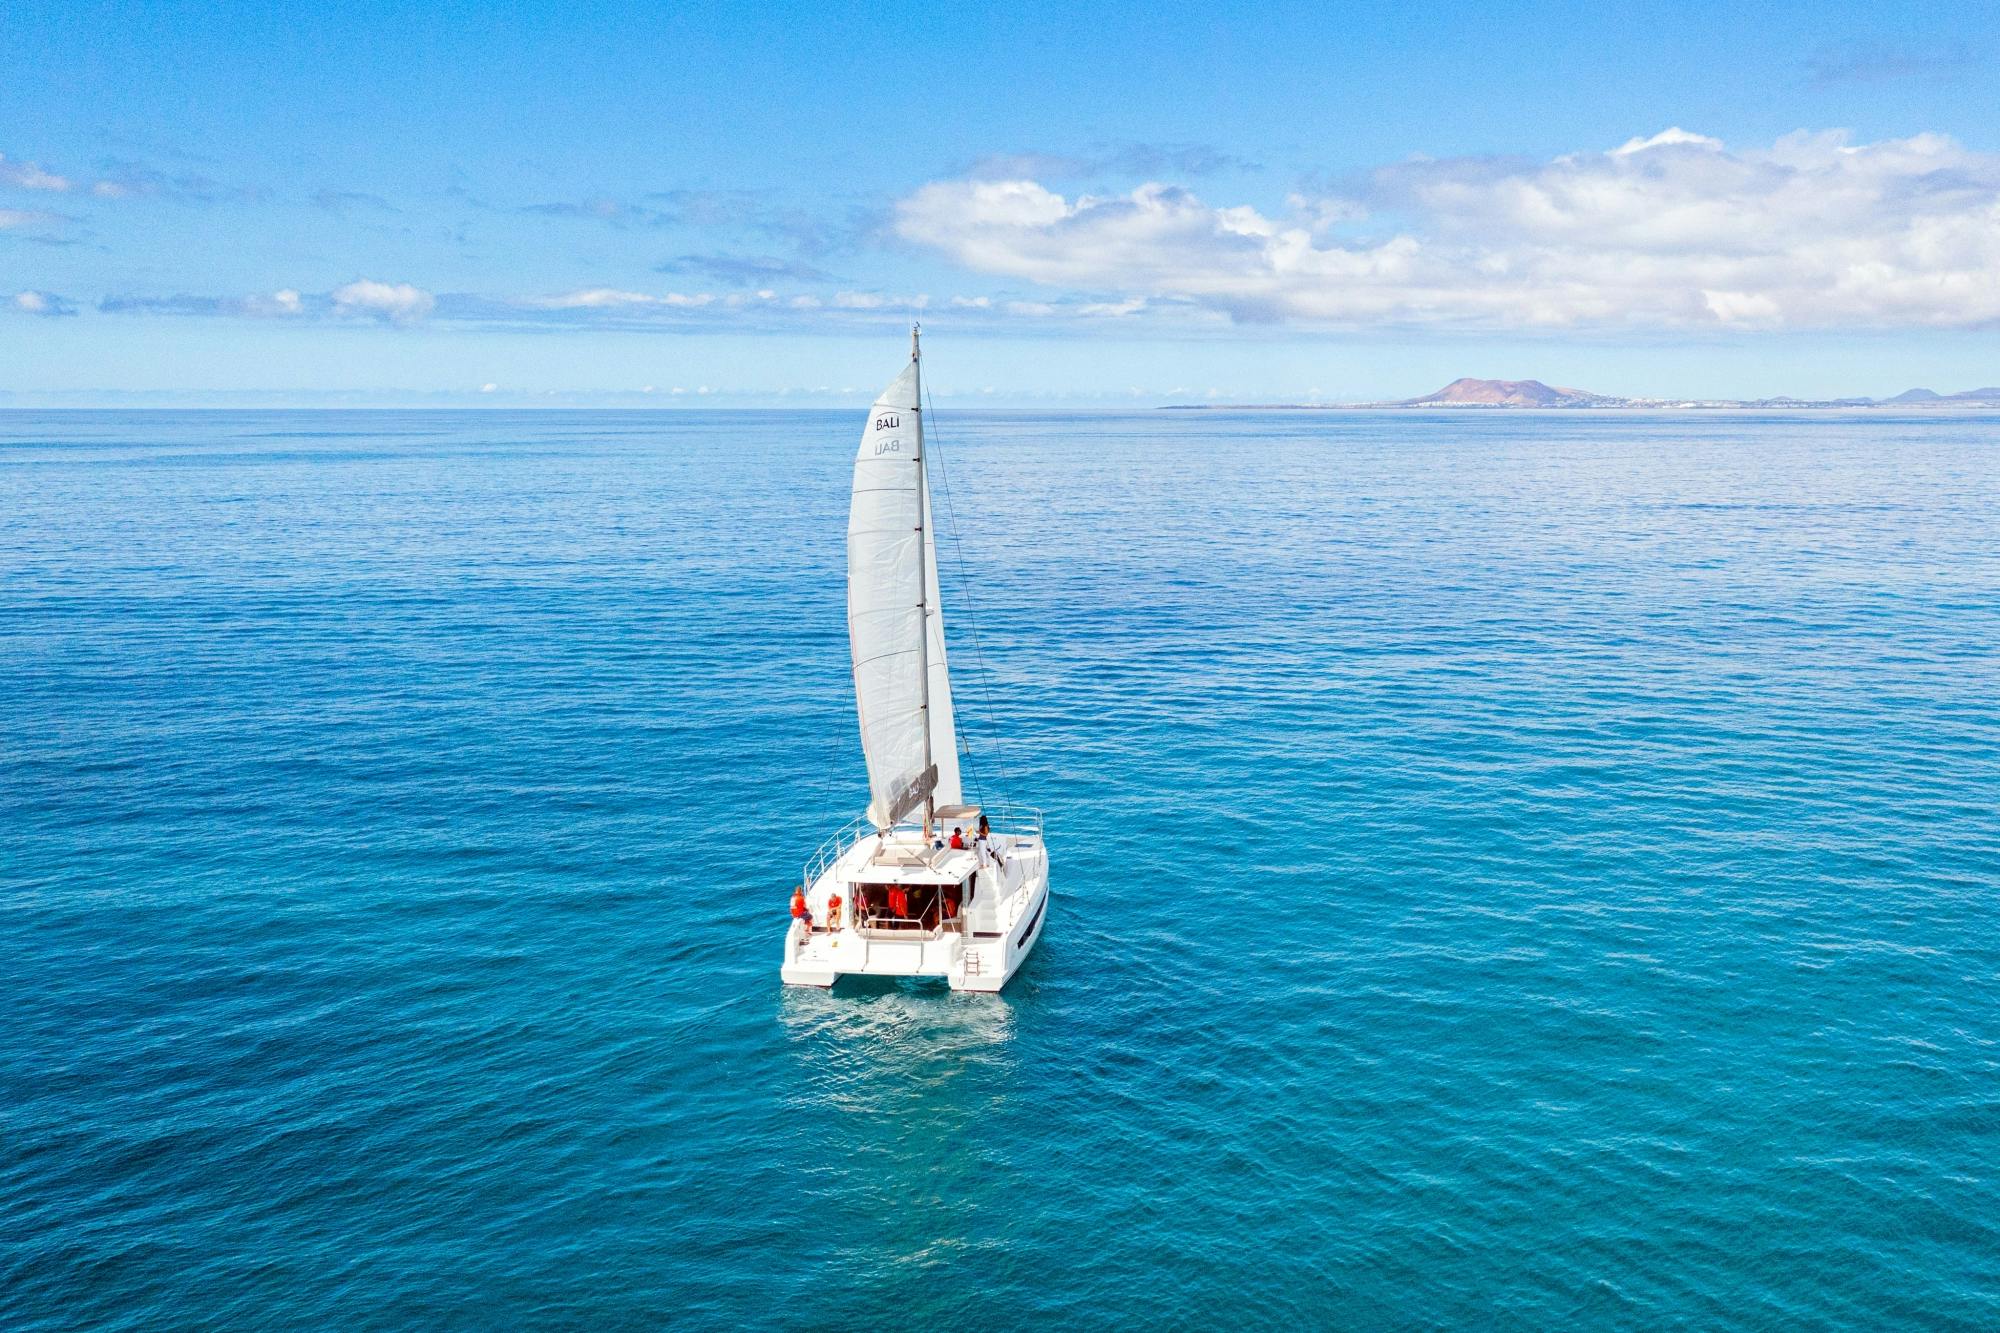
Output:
[948, 836, 1049, 992]
[780, 807, 1049, 992]
[780, 918, 837, 988]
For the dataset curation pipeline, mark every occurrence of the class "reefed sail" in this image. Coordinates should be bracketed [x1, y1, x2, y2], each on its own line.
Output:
[847, 353, 961, 827]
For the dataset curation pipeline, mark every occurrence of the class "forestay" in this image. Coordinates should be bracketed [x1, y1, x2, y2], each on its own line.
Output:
[847, 354, 962, 828]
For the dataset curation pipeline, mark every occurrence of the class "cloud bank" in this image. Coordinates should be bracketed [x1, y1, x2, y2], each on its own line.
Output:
[101, 281, 432, 324]
[69, 129, 2000, 338]
[0, 150, 251, 202]
[896, 129, 2000, 331]
[91, 281, 939, 333]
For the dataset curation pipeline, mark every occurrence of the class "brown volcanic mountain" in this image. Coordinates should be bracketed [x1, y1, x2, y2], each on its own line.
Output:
[1403, 377, 1619, 407]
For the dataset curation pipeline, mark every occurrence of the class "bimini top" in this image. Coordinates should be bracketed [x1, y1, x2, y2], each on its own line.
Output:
[836, 835, 978, 886]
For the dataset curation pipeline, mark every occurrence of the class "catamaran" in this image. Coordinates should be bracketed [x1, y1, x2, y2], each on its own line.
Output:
[781, 329, 1050, 992]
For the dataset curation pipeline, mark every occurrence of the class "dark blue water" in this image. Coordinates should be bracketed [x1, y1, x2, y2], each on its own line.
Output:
[4, 408, 1998, 1329]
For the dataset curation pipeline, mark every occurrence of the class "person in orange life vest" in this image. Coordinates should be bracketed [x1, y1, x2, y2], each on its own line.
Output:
[790, 886, 812, 932]
[825, 893, 842, 929]
[888, 885, 909, 919]
[949, 826, 966, 850]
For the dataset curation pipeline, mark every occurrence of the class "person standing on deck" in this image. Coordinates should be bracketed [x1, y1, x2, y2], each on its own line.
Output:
[978, 815, 1006, 875]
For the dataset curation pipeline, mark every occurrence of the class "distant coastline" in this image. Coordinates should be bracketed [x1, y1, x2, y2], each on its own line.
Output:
[1164, 377, 2000, 411]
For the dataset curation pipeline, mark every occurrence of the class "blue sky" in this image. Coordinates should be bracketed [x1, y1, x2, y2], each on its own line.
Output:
[6, 0, 1999, 404]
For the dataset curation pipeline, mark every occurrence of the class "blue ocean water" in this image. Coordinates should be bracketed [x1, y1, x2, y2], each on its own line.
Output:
[3, 407, 1998, 1329]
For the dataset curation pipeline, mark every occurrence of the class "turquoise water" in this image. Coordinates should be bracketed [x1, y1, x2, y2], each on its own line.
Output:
[4, 408, 1998, 1328]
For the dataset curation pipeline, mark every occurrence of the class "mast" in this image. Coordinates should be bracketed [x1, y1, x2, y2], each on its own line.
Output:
[911, 323, 934, 835]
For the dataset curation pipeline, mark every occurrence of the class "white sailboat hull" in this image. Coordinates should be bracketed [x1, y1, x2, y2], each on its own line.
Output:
[781, 825, 1049, 993]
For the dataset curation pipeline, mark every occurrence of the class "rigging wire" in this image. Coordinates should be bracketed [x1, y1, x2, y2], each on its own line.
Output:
[922, 379, 1015, 809]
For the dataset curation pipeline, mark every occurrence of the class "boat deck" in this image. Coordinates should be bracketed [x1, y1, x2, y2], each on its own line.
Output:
[782, 816, 1048, 993]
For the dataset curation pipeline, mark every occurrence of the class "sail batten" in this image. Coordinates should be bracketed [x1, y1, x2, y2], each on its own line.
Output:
[847, 352, 961, 828]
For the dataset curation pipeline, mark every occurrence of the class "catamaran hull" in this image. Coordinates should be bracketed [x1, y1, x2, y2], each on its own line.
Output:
[781, 853, 1049, 993]
[957, 872, 1049, 993]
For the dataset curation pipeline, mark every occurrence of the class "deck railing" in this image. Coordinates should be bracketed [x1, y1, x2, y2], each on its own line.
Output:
[977, 802, 1045, 841]
[800, 814, 878, 891]
[854, 913, 957, 940]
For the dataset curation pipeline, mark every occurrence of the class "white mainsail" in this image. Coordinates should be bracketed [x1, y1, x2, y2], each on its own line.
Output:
[847, 344, 961, 828]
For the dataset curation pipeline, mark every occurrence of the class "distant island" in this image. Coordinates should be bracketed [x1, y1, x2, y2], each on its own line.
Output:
[1165, 378, 2000, 410]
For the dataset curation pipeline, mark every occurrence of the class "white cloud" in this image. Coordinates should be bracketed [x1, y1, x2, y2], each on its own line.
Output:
[14, 289, 77, 316]
[0, 206, 70, 231]
[92, 277, 1042, 332]
[98, 289, 308, 318]
[896, 129, 2000, 331]
[331, 279, 435, 324]
[480, 382, 498, 393]
[1701, 290, 1782, 325]
[533, 288, 654, 309]
[101, 283, 427, 324]
[526, 288, 715, 310]
[0, 155, 72, 191]
[831, 290, 930, 310]
[237, 289, 304, 317]
[0, 152, 256, 203]
[1611, 127, 1723, 156]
